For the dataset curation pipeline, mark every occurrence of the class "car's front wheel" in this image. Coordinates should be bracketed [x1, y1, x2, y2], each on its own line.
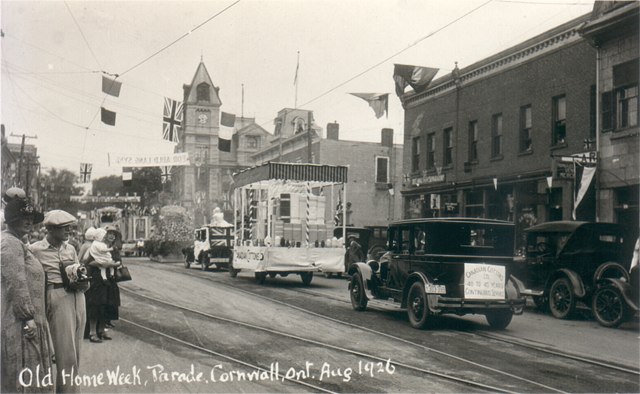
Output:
[485, 310, 514, 329]
[592, 284, 629, 328]
[549, 278, 575, 319]
[407, 282, 430, 329]
[349, 273, 368, 311]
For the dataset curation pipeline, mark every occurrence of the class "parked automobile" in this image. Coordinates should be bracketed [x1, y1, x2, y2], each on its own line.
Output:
[185, 225, 234, 271]
[514, 221, 628, 319]
[592, 265, 639, 327]
[364, 225, 388, 261]
[121, 240, 137, 257]
[348, 218, 525, 330]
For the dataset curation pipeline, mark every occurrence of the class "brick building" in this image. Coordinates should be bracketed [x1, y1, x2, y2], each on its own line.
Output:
[399, 14, 599, 249]
[580, 1, 639, 242]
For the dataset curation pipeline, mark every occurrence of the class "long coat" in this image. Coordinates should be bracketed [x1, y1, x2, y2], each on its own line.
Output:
[1, 230, 53, 393]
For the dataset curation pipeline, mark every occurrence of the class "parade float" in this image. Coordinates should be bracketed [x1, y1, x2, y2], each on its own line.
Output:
[230, 162, 349, 285]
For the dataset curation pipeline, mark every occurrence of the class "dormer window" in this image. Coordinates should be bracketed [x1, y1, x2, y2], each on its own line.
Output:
[197, 83, 210, 102]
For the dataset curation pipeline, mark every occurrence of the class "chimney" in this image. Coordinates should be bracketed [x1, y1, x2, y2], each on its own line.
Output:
[327, 122, 339, 140]
[381, 128, 393, 147]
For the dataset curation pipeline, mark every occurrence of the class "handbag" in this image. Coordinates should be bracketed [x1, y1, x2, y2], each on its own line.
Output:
[114, 265, 132, 282]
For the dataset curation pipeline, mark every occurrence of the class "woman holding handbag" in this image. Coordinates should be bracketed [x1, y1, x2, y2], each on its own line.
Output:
[84, 227, 122, 342]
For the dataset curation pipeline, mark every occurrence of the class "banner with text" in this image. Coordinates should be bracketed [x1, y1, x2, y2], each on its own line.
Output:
[109, 152, 190, 167]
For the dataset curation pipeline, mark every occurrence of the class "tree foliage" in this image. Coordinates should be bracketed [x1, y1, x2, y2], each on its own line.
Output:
[41, 168, 82, 212]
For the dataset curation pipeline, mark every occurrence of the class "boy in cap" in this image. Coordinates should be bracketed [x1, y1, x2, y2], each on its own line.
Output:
[30, 209, 87, 393]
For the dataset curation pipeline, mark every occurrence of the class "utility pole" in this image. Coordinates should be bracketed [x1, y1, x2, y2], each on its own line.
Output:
[10, 132, 37, 189]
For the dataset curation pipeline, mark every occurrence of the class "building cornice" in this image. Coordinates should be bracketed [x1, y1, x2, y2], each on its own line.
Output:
[404, 16, 589, 109]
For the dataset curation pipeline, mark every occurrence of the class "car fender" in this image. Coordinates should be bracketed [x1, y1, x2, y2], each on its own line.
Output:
[507, 275, 526, 302]
[593, 261, 629, 283]
[548, 269, 586, 298]
[401, 272, 439, 313]
[596, 277, 639, 312]
[349, 262, 375, 299]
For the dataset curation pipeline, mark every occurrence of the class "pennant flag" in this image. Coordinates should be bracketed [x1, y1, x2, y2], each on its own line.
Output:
[122, 167, 133, 187]
[393, 64, 439, 96]
[161, 166, 172, 184]
[573, 164, 596, 220]
[101, 75, 122, 97]
[493, 177, 498, 191]
[101, 107, 116, 126]
[163, 97, 183, 143]
[79, 163, 92, 183]
[350, 93, 389, 119]
[546, 176, 553, 189]
[219, 111, 236, 152]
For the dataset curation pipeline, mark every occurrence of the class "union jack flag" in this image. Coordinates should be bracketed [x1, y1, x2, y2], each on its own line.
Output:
[161, 166, 172, 184]
[163, 97, 183, 143]
[79, 163, 92, 183]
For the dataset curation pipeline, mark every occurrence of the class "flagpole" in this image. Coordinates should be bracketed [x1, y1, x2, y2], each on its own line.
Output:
[241, 84, 244, 119]
[294, 51, 299, 109]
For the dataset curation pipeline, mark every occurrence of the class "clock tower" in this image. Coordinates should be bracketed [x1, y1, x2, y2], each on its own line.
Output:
[173, 60, 225, 226]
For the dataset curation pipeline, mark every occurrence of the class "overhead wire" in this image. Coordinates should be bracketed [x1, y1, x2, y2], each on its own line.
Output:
[118, 0, 241, 77]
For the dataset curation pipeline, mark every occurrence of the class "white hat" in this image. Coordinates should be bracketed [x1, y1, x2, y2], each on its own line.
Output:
[84, 227, 97, 241]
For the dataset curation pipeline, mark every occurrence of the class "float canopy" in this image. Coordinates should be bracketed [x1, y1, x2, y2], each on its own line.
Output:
[232, 162, 348, 190]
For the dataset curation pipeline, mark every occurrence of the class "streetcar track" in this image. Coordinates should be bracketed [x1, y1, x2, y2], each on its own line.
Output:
[119, 317, 335, 393]
[124, 260, 640, 393]
[121, 288, 528, 393]
[156, 263, 640, 376]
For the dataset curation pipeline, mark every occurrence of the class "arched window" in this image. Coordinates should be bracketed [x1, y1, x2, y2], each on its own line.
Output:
[293, 117, 306, 134]
[197, 83, 210, 102]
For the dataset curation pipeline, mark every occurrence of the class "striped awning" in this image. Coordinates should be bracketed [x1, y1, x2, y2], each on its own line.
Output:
[233, 162, 348, 189]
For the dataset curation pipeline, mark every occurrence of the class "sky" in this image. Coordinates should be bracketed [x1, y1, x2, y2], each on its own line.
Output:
[1, 0, 597, 179]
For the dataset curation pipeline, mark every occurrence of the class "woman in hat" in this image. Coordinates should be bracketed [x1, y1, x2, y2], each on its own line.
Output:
[1, 195, 53, 393]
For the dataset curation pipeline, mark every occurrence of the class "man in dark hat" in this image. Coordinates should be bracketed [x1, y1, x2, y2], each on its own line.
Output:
[30, 209, 86, 393]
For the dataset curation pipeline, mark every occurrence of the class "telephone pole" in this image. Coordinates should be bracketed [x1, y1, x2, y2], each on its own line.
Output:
[10, 132, 37, 190]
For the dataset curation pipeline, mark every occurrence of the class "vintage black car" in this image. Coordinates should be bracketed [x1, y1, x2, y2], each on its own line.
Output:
[348, 218, 525, 330]
[592, 264, 638, 328]
[515, 221, 628, 319]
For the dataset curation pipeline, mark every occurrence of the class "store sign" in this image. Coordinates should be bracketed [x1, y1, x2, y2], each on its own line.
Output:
[70, 195, 141, 203]
[411, 173, 445, 186]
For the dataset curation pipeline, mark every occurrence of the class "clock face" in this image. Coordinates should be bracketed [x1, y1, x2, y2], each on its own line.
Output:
[198, 114, 208, 124]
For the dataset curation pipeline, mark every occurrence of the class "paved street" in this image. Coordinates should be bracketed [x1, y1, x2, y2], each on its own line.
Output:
[75, 257, 640, 393]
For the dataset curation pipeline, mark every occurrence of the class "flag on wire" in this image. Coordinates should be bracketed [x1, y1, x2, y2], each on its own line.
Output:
[163, 97, 183, 143]
[79, 163, 92, 183]
[101, 75, 122, 97]
[219, 112, 236, 152]
[122, 167, 133, 187]
[350, 93, 389, 119]
[572, 163, 596, 220]
[101, 107, 116, 126]
[161, 166, 172, 183]
[393, 64, 439, 97]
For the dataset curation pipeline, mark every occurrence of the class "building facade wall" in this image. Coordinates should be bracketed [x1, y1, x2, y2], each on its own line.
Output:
[401, 16, 597, 249]
[581, 2, 640, 243]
